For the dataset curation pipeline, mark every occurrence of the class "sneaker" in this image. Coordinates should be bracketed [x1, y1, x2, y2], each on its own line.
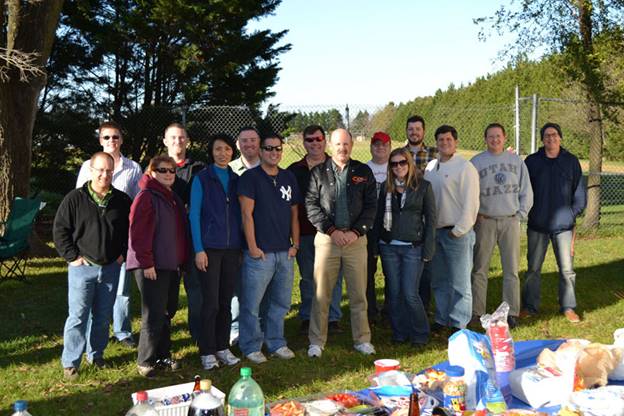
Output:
[507, 315, 519, 329]
[299, 320, 310, 335]
[307, 344, 323, 358]
[156, 357, 180, 371]
[271, 346, 295, 360]
[88, 357, 107, 368]
[245, 351, 268, 364]
[201, 354, 220, 370]
[563, 309, 581, 323]
[328, 321, 344, 334]
[216, 349, 241, 366]
[63, 367, 78, 380]
[137, 364, 156, 378]
[354, 342, 376, 355]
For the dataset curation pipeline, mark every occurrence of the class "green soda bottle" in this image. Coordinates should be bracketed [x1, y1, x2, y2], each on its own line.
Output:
[227, 367, 264, 416]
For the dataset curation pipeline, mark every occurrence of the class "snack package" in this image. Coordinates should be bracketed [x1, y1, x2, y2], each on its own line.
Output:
[481, 302, 515, 372]
[448, 329, 501, 410]
[509, 365, 569, 408]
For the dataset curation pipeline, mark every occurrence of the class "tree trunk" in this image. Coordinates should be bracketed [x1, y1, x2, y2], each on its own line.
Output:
[0, 0, 64, 221]
[582, 100, 603, 231]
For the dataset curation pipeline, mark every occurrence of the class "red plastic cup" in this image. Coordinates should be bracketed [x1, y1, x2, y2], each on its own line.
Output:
[374, 359, 400, 374]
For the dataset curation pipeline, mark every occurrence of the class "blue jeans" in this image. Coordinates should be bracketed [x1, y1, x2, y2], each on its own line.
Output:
[431, 230, 475, 329]
[379, 244, 429, 344]
[239, 251, 294, 355]
[61, 262, 120, 369]
[183, 261, 203, 342]
[297, 234, 343, 322]
[112, 263, 132, 341]
[523, 229, 577, 313]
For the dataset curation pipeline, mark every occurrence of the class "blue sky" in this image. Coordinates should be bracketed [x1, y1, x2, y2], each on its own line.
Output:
[247, 0, 512, 106]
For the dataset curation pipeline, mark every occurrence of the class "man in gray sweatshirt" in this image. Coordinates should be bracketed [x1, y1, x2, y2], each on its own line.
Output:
[470, 123, 533, 328]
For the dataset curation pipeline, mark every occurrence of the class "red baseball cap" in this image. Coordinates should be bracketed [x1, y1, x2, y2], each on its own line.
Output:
[371, 131, 391, 144]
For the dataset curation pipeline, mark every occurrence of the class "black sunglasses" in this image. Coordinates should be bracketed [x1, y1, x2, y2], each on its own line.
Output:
[390, 160, 409, 168]
[154, 167, 176, 174]
[261, 145, 283, 152]
[101, 135, 120, 141]
[304, 137, 324, 143]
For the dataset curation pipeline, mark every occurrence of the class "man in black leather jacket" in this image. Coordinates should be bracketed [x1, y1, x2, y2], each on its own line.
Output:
[305, 128, 378, 357]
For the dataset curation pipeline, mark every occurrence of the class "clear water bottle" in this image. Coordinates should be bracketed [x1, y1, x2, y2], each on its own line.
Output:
[12, 401, 32, 416]
[188, 379, 225, 416]
[126, 391, 158, 416]
[227, 367, 264, 416]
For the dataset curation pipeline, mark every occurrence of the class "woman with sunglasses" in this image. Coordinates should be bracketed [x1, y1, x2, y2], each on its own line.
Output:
[189, 133, 243, 370]
[374, 148, 436, 346]
[126, 155, 189, 377]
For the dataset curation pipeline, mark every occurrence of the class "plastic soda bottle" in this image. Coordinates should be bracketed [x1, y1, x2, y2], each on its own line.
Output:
[126, 391, 158, 416]
[227, 367, 265, 416]
[12, 401, 32, 416]
[188, 379, 225, 416]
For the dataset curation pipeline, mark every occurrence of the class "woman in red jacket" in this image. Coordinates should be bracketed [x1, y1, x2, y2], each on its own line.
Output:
[126, 155, 189, 377]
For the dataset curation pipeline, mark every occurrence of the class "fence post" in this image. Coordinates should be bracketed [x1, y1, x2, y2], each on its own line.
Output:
[345, 104, 350, 130]
[181, 107, 187, 126]
[530, 94, 539, 154]
[515, 85, 521, 155]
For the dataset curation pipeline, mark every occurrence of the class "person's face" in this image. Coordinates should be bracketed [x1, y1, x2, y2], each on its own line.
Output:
[389, 154, 409, 180]
[485, 127, 506, 154]
[370, 140, 390, 162]
[89, 155, 114, 190]
[436, 132, 457, 159]
[260, 138, 283, 167]
[542, 127, 562, 154]
[407, 121, 425, 145]
[330, 130, 353, 164]
[99, 127, 123, 154]
[212, 139, 234, 168]
[163, 127, 188, 156]
[237, 129, 260, 160]
[150, 162, 176, 188]
[303, 129, 326, 159]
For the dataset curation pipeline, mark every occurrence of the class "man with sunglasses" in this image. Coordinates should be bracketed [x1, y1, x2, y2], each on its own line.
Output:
[238, 133, 301, 364]
[287, 125, 344, 336]
[306, 128, 378, 358]
[76, 121, 142, 349]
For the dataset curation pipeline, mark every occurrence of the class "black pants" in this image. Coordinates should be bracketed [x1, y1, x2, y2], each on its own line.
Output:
[419, 261, 432, 313]
[197, 248, 240, 355]
[134, 269, 181, 366]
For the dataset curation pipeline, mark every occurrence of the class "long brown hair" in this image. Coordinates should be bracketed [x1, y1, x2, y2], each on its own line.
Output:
[385, 148, 421, 194]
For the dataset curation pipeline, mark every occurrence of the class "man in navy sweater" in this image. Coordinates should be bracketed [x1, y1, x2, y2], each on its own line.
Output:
[522, 122, 587, 323]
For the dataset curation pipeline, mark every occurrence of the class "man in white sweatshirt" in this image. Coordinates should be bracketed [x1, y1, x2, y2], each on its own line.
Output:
[424, 125, 479, 331]
[470, 124, 533, 329]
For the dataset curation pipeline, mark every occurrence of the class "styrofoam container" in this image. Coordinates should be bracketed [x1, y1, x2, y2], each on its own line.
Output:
[130, 381, 225, 416]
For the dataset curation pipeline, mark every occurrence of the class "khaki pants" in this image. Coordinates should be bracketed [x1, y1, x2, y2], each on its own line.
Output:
[309, 233, 370, 347]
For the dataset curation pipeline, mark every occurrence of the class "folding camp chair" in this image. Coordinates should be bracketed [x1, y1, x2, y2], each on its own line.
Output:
[0, 197, 45, 282]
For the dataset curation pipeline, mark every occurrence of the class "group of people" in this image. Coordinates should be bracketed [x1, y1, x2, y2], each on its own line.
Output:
[52, 115, 587, 380]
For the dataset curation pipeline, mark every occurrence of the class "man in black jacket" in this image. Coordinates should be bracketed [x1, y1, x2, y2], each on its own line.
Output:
[54, 152, 132, 379]
[306, 128, 378, 357]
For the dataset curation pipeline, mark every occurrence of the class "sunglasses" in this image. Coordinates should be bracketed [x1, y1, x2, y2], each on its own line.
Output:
[390, 160, 409, 168]
[261, 145, 283, 152]
[101, 135, 120, 141]
[154, 167, 176, 174]
[304, 137, 324, 143]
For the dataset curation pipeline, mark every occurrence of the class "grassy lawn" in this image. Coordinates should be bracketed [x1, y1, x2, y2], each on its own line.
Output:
[1, 230, 624, 415]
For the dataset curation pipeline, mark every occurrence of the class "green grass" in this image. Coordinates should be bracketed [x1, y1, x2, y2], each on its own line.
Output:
[1, 232, 624, 415]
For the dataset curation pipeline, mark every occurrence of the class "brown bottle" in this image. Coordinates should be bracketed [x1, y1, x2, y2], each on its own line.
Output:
[193, 375, 201, 395]
[408, 392, 420, 416]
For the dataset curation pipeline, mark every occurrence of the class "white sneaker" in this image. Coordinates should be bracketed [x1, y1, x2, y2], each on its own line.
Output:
[307, 344, 323, 358]
[200, 354, 220, 370]
[271, 346, 295, 360]
[216, 349, 240, 366]
[245, 351, 268, 364]
[354, 342, 376, 355]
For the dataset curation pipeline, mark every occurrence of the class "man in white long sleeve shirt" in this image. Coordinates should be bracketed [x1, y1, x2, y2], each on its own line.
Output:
[470, 124, 533, 328]
[424, 125, 479, 331]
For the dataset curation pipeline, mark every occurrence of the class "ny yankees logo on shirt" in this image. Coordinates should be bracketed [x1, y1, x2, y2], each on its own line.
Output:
[280, 185, 292, 201]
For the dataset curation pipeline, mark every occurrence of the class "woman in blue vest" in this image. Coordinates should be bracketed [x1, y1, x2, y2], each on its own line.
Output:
[189, 133, 243, 370]
[127, 155, 189, 377]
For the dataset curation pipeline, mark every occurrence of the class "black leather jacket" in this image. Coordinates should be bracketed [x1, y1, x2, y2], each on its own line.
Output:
[305, 158, 377, 236]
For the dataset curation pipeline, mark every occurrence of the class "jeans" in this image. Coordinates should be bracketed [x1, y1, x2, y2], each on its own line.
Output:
[419, 262, 432, 313]
[134, 269, 180, 366]
[239, 251, 294, 355]
[379, 244, 429, 344]
[183, 261, 203, 343]
[523, 229, 577, 314]
[61, 262, 120, 369]
[297, 234, 343, 322]
[112, 263, 133, 341]
[431, 229, 475, 329]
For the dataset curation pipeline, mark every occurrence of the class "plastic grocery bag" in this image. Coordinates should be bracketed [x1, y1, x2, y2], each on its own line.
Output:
[609, 328, 624, 381]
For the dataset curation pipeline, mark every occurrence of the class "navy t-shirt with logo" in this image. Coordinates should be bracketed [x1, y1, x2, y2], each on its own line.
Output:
[238, 166, 301, 252]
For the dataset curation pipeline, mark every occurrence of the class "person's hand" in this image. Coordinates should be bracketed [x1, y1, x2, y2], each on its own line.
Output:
[69, 256, 86, 266]
[116, 255, 124, 265]
[144, 267, 157, 280]
[448, 229, 460, 239]
[423, 258, 431, 263]
[331, 230, 346, 246]
[249, 246, 265, 260]
[343, 230, 358, 246]
[288, 246, 298, 258]
[195, 251, 208, 272]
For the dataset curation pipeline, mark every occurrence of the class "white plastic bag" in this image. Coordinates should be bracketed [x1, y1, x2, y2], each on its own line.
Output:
[609, 328, 624, 381]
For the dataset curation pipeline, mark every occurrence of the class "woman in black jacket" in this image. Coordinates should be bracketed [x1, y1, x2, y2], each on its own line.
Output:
[374, 148, 436, 346]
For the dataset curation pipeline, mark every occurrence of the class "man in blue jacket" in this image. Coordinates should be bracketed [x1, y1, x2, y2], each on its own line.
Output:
[522, 122, 587, 323]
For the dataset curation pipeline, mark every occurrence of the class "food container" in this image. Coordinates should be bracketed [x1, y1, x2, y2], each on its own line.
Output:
[130, 381, 225, 416]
